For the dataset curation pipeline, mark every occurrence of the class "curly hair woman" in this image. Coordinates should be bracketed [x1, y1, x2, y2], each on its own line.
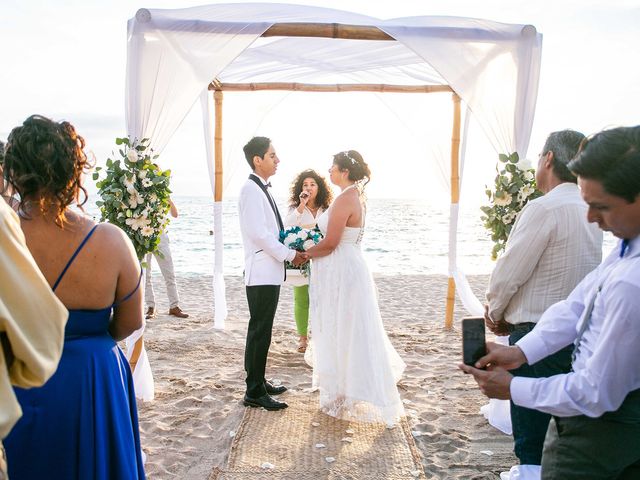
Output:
[2, 115, 145, 479]
[284, 169, 333, 353]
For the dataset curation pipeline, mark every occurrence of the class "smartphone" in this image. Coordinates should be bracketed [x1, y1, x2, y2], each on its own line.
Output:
[462, 316, 486, 367]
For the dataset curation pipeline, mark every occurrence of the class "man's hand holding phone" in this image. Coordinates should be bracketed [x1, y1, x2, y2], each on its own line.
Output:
[458, 341, 528, 400]
[476, 342, 528, 371]
[461, 317, 486, 367]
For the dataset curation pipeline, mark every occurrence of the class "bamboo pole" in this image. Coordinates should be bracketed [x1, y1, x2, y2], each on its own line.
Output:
[214, 90, 224, 202]
[135, 13, 516, 43]
[207, 77, 458, 328]
[262, 22, 518, 43]
[128, 337, 144, 372]
[262, 22, 394, 41]
[208, 82, 452, 94]
[445, 93, 461, 329]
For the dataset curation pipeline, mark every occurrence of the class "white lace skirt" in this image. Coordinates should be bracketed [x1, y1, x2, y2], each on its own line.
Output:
[308, 242, 406, 425]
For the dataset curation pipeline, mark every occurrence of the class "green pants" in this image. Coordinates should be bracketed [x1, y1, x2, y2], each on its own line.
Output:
[293, 285, 309, 336]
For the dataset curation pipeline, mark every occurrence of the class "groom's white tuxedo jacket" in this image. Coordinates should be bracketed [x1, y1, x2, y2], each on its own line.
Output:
[239, 174, 295, 286]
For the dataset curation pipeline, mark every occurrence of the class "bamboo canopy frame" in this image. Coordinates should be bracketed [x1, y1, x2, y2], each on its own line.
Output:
[124, 5, 542, 401]
[207, 21, 461, 328]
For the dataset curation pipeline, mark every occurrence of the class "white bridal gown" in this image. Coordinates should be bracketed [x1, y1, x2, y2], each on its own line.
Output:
[308, 200, 406, 425]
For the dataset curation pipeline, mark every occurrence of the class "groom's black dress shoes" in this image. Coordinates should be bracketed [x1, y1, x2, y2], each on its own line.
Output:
[243, 394, 288, 411]
[265, 381, 287, 396]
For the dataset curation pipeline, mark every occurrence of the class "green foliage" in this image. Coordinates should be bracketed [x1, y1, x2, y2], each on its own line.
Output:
[95, 138, 172, 260]
[481, 152, 542, 260]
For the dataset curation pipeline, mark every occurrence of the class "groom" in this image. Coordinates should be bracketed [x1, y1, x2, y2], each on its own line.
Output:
[239, 136, 306, 411]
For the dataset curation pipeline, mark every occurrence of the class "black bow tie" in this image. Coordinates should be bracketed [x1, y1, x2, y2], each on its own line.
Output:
[265, 182, 272, 188]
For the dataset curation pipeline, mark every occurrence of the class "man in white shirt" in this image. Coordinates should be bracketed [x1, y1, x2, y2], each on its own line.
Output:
[485, 130, 602, 474]
[461, 125, 640, 479]
[144, 198, 189, 319]
[239, 137, 306, 411]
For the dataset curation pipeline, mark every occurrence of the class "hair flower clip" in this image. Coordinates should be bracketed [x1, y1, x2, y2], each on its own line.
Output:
[344, 151, 357, 165]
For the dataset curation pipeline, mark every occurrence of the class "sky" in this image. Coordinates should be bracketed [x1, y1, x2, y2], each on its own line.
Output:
[1, 0, 639, 204]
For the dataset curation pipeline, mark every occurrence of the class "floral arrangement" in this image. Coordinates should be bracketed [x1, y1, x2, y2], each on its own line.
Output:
[280, 225, 323, 277]
[93, 137, 172, 260]
[480, 152, 542, 260]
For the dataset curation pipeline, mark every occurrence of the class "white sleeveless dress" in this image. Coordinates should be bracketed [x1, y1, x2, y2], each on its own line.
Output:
[308, 200, 406, 425]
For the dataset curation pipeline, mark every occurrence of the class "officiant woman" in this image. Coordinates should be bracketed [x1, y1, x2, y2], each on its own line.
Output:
[284, 169, 332, 353]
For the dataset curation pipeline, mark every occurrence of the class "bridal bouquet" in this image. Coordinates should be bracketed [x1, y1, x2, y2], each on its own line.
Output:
[93, 137, 172, 261]
[480, 152, 542, 260]
[280, 225, 323, 278]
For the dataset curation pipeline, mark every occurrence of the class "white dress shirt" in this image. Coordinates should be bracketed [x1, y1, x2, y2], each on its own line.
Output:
[487, 183, 602, 324]
[511, 236, 640, 417]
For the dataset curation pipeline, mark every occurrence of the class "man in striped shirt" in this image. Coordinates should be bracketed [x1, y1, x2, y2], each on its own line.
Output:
[463, 125, 640, 479]
[484, 130, 603, 477]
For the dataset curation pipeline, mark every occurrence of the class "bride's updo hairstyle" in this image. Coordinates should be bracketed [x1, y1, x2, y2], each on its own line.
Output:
[333, 150, 371, 187]
[4, 114, 91, 225]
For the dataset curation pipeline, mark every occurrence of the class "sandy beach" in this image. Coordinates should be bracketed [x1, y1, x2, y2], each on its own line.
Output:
[137, 273, 516, 479]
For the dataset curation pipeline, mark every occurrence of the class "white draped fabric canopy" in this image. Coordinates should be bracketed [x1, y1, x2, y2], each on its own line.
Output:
[124, 3, 542, 401]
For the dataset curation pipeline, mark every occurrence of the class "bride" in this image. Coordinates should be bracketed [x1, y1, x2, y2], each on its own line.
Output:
[305, 150, 405, 425]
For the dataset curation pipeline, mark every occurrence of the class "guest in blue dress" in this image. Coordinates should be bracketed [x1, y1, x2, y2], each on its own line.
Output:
[2, 115, 146, 479]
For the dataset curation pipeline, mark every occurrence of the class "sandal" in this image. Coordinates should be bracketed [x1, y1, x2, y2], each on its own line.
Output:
[297, 336, 308, 353]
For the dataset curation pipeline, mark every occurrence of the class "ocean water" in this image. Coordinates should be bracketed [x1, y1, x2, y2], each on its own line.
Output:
[85, 195, 616, 277]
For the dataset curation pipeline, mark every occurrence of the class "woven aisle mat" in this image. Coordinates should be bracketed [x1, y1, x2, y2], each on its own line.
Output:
[210, 392, 426, 479]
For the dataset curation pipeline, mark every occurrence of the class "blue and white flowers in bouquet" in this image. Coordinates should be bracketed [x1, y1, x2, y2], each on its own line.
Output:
[279, 225, 323, 278]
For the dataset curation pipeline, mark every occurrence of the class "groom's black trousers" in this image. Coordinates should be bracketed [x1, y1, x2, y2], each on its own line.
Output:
[244, 285, 280, 398]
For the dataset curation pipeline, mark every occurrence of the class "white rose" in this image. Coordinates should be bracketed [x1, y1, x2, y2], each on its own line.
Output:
[138, 169, 148, 179]
[127, 149, 138, 163]
[296, 231, 307, 241]
[523, 171, 534, 182]
[303, 239, 316, 251]
[518, 158, 532, 170]
[284, 233, 297, 246]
